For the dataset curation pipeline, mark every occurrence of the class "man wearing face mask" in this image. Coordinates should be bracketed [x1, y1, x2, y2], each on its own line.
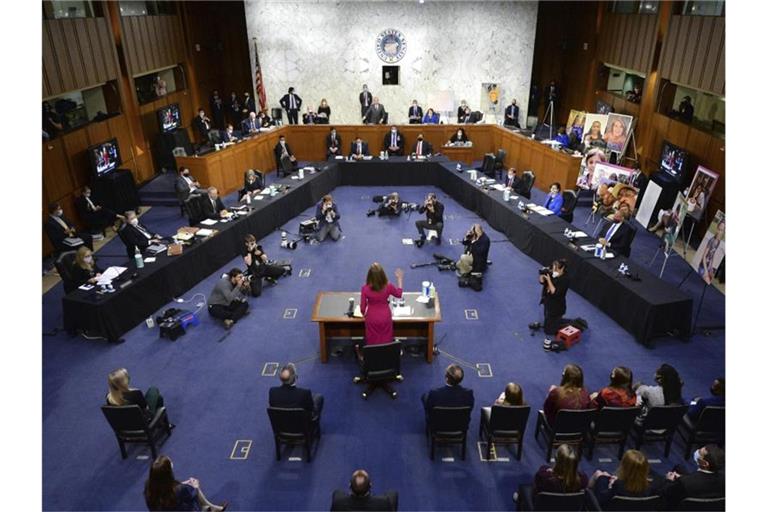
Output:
[363, 97, 387, 125]
[383, 126, 404, 156]
[504, 99, 520, 128]
[598, 209, 634, 258]
[119, 210, 164, 259]
[407, 99, 423, 124]
[662, 445, 725, 506]
[175, 167, 203, 205]
[359, 84, 373, 119]
[315, 194, 342, 242]
[414, 193, 444, 247]
[242, 234, 291, 296]
[273, 135, 298, 175]
[201, 187, 229, 220]
[208, 268, 250, 330]
[241, 111, 261, 135]
[75, 186, 123, 238]
[45, 202, 93, 253]
[529, 258, 570, 340]
[326, 127, 342, 159]
[279, 87, 302, 125]
[411, 134, 433, 158]
[456, 224, 490, 276]
[221, 123, 238, 143]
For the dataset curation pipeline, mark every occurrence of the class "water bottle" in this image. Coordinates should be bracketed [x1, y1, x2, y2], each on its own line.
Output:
[429, 282, 436, 299]
[422, 280, 431, 297]
[503, 188, 511, 202]
[134, 247, 144, 269]
[347, 297, 355, 317]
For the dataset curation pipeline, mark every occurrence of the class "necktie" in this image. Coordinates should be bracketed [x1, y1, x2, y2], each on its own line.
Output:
[290, 95, 295, 109]
[606, 222, 620, 241]
[392, 133, 396, 147]
[417, 141, 422, 156]
[357, 143, 361, 155]
[86, 197, 96, 211]
[136, 224, 151, 239]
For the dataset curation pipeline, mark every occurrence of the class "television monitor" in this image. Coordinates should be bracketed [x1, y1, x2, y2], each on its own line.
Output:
[157, 103, 181, 133]
[659, 140, 688, 181]
[88, 138, 121, 177]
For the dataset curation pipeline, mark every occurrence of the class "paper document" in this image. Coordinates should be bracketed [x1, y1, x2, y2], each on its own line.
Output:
[393, 305, 413, 317]
[492, 184, 506, 191]
[335, 156, 344, 160]
[571, 231, 588, 238]
[402, 238, 414, 245]
[78, 284, 94, 291]
[96, 266, 127, 286]
[174, 231, 194, 241]
[199, 219, 217, 226]
[363, 156, 373, 160]
[580, 244, 596, 251]
[416, 295, 430, 304]
[196, 228, 213, 237]
[353, 305, 363, 318]
[144, 257, 156, 263]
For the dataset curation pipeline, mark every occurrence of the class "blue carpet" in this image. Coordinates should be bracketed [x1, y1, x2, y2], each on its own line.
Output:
[42, 183, 724, 511]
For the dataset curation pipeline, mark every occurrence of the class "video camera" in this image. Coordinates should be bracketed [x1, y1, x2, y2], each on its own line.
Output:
[280, 231, 298, 250]
[539, 266, 552, 276]
[433, 253, 457, 272]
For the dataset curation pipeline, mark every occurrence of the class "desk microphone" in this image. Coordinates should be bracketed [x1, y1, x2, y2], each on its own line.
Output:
[347, 297, 355, 317]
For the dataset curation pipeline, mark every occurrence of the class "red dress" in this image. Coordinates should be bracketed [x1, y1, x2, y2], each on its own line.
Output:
[360, 283, 403, 344]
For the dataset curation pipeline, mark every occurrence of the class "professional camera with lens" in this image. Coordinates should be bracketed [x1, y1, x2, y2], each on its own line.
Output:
[280, 231, 298, 250]
[538, 266, 552, 276]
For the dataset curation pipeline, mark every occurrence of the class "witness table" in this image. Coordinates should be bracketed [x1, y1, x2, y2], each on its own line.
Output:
[311, 291, 442, 363]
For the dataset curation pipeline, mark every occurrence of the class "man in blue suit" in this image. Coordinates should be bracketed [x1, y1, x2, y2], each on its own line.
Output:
[269, 363, 324, 423]
[422, 364, 475, 413]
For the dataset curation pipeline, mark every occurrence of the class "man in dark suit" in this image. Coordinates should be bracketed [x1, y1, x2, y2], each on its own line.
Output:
[241, 111, 261, 135]
[326, 127, 342, 159]
[414, 193, 444, 247]
[228, 92, 241, 127]
[242, 91, 256, 119]
[273, 135, 298, 174]
[504, 99, 520, 128]
[383, 127, 404, 156]
[457, 224, 490, 275]
[457, 100, 471, 123]
[279, 87, 302, 125]
[45, 202, 93, 253]
[119, 210, 163, 258]
[209, 89, 226, 129]
[331, 469, 398, 512]
[268, 363, 324, 423]
[349, 137, 369, 160]
[407, 100, 423, 124]
[363, 97, 387, 125]
[411, 134, 432, 157]
[75, 186, 122, 237]
[422, 364, 475, 413]
[662, 445, 725, 507]
[598, 209, 634, 257]
[221, 123, 238, 143]
[174, 167, 203, 205]
[359, 84, 372, 119]
[201, 187, 228, 220]
[192, 108, 212, 143]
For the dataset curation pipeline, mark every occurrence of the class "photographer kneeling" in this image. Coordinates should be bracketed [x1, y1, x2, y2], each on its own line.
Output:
[208, 269, 250, 330]
[529, 259, 570, 341]
[415, 193, 444, 247]
[367, 192, 402, 217]
[456, 224, 490, 276]
[242, 234, 291, 296]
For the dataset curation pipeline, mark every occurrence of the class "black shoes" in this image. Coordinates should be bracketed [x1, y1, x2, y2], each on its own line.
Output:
[366, 209, 376, 217]
[528, 322, 542, 330]
[435, 237, 442, 245]
[415, 239, 425, 248]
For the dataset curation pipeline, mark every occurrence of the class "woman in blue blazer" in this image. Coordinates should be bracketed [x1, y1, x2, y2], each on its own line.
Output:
[422, 108, 440, 124]
[544, 182, 564, 216]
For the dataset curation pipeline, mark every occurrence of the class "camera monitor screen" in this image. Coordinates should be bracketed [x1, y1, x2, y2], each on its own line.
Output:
[659, 140, 688, 180]
[157, 103, 181, 133]
[89, 138, 121, 177]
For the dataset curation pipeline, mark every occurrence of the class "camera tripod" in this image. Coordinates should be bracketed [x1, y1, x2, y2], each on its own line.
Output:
[538, 98, 555, 140]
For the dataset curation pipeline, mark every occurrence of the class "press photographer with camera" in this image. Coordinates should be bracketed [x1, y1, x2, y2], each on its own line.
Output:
[529, 259, 570, 339]
[414, 193, 444, 247]
[368, 192, 402, 217]
[208, 268, 250, 329]
[456, 224, 490, 276]
[242, 235, 291, 296]
[315, 194, 342, 242]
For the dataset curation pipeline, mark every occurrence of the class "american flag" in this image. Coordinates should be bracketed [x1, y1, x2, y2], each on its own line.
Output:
[253, 40, 267, 111]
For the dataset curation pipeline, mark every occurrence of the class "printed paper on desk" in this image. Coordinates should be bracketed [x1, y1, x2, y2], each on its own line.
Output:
[363, 156, 373, 160]
[335, 156, 344, 160]
[492, 184, 506, 191]
[199, 219, 218, 226]
[196, 228, 213, 237]
[571, 231, 588, 238]
[393, 306, 413, 317]
[144, 257, 157, 263]
[580, 244, 596, 251]
[353, 305, 363, 318]
[96, 266, 127, 285]
[78, 284, 94, 291]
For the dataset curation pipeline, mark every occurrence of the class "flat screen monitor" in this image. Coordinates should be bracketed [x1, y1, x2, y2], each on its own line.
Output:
[157, 103, 181, 133]
[88, 138, 121, 177]
[659, 140, 688, 181]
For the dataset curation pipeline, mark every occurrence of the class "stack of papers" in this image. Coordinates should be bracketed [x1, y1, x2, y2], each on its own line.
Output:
[199, 219, 217, 226]
[393, 305, 413, 317]
[526, 204, 554, 216]
[570, 231, 588, 238]
[353, 305, 363, 318]
[196, 228, 214, 237]
[492, 184, 506, 191]
[96, 266, 127, 286]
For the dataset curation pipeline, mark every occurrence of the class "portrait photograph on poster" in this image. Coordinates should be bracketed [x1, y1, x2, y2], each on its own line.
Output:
[691, 210, 725, 285]
[566, 109, 586, 140]
[582, 113, 609, 147]
[685, 166, 720, 221]
[604, 113, 633, 154]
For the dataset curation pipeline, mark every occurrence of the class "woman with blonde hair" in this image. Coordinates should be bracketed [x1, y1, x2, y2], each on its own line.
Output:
[317, 98, 331, 124]
[106, 368, 169, 423]
[360, 263, 404, 345]
[589, 449, 662, 505]
[71, 246, 102, 287]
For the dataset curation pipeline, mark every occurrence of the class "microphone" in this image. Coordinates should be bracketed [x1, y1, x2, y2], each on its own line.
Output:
[347, 297, 355, 317]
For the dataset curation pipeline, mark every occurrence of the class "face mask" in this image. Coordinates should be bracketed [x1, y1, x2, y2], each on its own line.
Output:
[183, 171, 189, 177]
[418, 137, 423, 141]
[130, 218, 138, 226]
[693, 449, 702, 466]
[84, 256, 94, 264]
[55, 210, 63, 217]
[84, 191, 90, 198]
[551, 271, 560, 278]
[391, 130, 397, 135]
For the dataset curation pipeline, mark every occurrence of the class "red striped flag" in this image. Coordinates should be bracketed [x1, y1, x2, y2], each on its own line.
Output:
[253, 40, 267, 111]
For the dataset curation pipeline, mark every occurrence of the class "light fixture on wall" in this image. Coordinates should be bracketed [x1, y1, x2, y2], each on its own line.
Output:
[419, 0, 424, 4]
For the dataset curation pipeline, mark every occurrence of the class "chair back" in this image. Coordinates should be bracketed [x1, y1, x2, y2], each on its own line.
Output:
[643, 404, 688, 432]
[428, 406, 471, 435]
[101, 405, 148, 435]
[560, 190, 578, 221]
[677, 497, 725, 511]
[271, 107, 283, 121]
[593, 406, 641, 435]
[495, 149, 506, 167]
[695, 406, 725, 435]
[267, 407, 312, 440]
[488, 405, 530, 437]
[622, 223, 637, 257]
[54, 250, 78, 294]
[481, 154, 496, 176]
[604, 494, 662, 511]
[362, 341, 401, 381]
[552, 408, 597, 437]
[185, 195, 207, 226]
[521, 171, 536, 198]
[208, 129, 222, 144]
[532, 491, 585, 511]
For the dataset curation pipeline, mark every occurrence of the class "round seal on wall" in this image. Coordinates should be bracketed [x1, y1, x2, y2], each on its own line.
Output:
[375, 29, 407, 63]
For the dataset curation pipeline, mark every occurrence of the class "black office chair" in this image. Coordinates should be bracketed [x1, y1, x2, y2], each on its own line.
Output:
[54, 250, 79, 294]
[184, 194, 208, 226]
[480, 154, 496, 177]
[100, 404, 172, 459]
[116, 225, 136, 260]
[479, 405, 530, 460]
[585, 489, 663, 511]
[271, 107, 283, 125]
[353, 341, 402, 399]
[676, 497, 725, 511]
[515, 170, 536, 199]
[560, 190, 578, 223]
[535, 408, 597, 461]
[493, 149, 506, 179]
[517, 485, 585, 511]
[266, 407, 320, 462]
[207, 129, 222, 145]
[677, 406, 725, 459]
[632, 404, 688, 457]
[426, 406, 472, 460]
[586, 406, 641, 460]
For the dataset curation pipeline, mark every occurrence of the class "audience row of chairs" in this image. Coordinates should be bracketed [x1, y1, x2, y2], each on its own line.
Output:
[517, 487, 724, 511]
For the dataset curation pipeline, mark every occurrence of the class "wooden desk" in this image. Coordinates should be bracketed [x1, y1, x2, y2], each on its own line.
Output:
[311, 291, 441, 363]
[441, 145, 474, 165]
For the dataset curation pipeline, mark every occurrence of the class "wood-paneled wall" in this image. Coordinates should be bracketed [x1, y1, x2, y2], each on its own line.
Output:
[121, 14, 186, 76]
[42, 17, 120, 97]
[597, 13, 659, 74]
[659, 15, 725, 96]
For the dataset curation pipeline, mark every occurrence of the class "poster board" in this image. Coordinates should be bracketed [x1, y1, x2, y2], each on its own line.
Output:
[604, 113, 633, 155]
[481, 83, 500, 113]
[635, 180, 662, 228]
[685, 166, 720, 222]
[566, 109, 586, 140]
[690, 210, 725, 285]
[582, 113, 609, 146]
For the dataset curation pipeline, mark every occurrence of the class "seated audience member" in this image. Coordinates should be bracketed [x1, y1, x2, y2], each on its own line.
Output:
[221, 123, 238, 143]
[533, 444, 588, 495]
[504, 168, 520, 189]
[331, 469, 398, 511]
[554, 126, 570, 146]
[481, 382, 525, 426]
[448, 128, 470, 145]
[207, 268, 250, 329]
[414, 192, 444, 247]
[590, 366, 637, 409]
[383, 126, 404, 156]
[422, 108, 440, 124]
[302, 107, 318, 125]
[411, 134, 432, 157]
[589, 449, 662, 506]
[201, 187, 229, 220]
[544, 182, 564, 216]
[349, 137, 370, 160]
[315, 194, 342, 242]
[241, 111, 260, 135]
[242, 234, 290, 292]
[75, 186, 122, 236]
[269, 363, 324, 422]
[175, 167, 203, 204]
[543, 364, 591, 426]
[239, 169, 264, 203]
[456, 224, 490, 276]
[422, 364, 475, 413]
[369, 192, 402, 217]
[144, 455, 226, 512]
[457, 101, 472, 123]
[408, 100, 423, 124]
[43, 101, 64, 138]
[687, 377, 725, 422]
[504, 99, 520, 128]
[45, 202, 94, 253]
[317, 99, 331, 124]
[273, 135, 298, 174]
[70, 246, 102, 288]
[106, 368, 168, 422]
[257, 110, 272, 128]
[597, 209, 633, 257]
[192, 108, 212, 143]
[635, 363, 684, 426]
[326, 127, 342, 159]
[662, 445, 725, 506]
[120, 210, 163, 257]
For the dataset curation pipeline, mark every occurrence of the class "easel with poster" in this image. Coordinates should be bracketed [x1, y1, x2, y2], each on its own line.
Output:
[648, 193, 687, 278]
[678, 166, 720, 257]
[678, 210, 725, 334]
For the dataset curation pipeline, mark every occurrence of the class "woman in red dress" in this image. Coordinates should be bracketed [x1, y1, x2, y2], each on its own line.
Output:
[360, 262, 404, 345]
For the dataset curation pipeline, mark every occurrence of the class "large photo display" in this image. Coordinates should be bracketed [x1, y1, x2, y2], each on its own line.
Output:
[604, 113, 633, 155]
[685, 166, 720, 221]
[691, 210, 725, 285]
